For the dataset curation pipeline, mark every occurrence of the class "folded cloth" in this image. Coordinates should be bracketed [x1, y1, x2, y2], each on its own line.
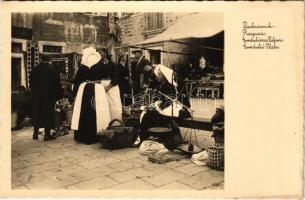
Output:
[191, 150, 209, 166]
[192, 150, 209, 160]
[139, 140, 168, 155]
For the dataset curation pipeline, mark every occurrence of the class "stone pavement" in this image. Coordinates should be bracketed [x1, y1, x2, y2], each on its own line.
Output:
[12, 128, 224, 190]
[12, 99, 224, 190]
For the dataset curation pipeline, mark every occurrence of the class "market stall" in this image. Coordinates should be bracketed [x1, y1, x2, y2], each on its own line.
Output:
[129, 12, 224, 98]
[125, 13, 225, 157]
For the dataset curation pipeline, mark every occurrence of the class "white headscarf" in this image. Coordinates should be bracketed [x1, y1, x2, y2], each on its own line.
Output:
[81, 47, 101, 68]
[154, 64, 177, 87]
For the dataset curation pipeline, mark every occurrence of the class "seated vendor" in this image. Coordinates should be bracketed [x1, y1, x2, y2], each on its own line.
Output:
[198, 56, 215, 76]
[206, 106, 224, 170]
[135, 64, 189, 144]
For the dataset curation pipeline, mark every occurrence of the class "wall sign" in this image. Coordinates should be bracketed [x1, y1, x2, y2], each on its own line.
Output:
[12, 26, 32, 40]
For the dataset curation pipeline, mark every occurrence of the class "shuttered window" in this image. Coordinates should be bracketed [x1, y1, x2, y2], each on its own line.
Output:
[145, 13, 164, 32]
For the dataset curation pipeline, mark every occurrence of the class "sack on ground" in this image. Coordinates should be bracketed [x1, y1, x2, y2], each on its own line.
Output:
[139, 140, 168, 155]
[98, 119, 137, 149]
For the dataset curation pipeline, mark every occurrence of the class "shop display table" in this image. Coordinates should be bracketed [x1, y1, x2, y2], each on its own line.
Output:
[197, 86, 220, 98]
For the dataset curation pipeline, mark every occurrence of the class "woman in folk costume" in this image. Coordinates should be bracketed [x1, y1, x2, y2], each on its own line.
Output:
[71, 47, 122, 145]
[138, 64, 186, 142]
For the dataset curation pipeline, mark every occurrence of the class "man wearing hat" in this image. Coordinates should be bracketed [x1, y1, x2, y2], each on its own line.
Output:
[30, 55, 62, 141]
[131, 49, 151, 95]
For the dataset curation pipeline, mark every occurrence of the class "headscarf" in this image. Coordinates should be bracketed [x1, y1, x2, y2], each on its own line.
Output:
[154, 64, 177, 87]
[81, 47, 101, 68]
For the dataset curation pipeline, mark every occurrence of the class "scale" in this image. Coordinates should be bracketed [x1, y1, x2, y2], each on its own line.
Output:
[153, 69, 202, 156]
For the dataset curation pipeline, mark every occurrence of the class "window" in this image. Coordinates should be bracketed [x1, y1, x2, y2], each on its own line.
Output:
[42, 45, 62, 53]
[150, 50, 161, 65]
[11, 58, 22, 91]
[11, 26, 32, 40]
[12, 42, 22, 53]
[121, 12, 131, 17]
[145, 13, 164, 32]
[83, 28, 96, 43]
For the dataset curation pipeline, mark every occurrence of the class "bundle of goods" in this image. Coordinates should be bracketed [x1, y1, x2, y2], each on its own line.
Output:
[54, 97, 72, 137]
[98, 119, 138, 150]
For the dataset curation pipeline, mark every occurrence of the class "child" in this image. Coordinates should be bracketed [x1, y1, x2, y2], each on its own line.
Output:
[53, 85, 73, 136]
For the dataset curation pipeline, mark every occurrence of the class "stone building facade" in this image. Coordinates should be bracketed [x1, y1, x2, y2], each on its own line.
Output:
[118, 12, 192, 67]
[11, 13, 109, 90]
[119, 12, 187, 46]
[11, 12, 223, 91]
[117, 12, 224, 73]
[12, 13, 109, 54]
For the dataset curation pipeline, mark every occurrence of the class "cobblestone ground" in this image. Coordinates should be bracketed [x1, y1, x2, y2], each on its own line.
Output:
[12, 99, 224, 190]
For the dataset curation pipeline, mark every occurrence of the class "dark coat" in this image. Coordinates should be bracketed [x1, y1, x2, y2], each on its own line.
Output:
[117, 62, 132, 106]
[131, 56, 150, 94]
[29, 62, 62, 128]
[72, 61, 118, 145]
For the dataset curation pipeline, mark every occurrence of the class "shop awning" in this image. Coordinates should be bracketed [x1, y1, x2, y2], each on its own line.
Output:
[135, 13, 223, 46]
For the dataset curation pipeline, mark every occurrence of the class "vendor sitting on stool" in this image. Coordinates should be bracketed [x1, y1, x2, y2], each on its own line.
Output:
[133, 65, 188, 146]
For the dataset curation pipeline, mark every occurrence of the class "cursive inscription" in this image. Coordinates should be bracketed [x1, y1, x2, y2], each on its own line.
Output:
[242, 21, 284, 49]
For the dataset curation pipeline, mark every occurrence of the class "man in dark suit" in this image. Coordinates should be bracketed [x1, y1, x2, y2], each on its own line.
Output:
[29, 55, 62, 141]
[131, 49, 150, 95]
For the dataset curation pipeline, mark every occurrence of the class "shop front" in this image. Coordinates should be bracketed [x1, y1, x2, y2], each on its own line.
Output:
[11, 27, 33, 92]
[130, 13, 224, 98]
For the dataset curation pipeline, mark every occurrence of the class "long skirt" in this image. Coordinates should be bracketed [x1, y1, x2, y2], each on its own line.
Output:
[71, 80, 122, 145]
[139, 110, 172, 141]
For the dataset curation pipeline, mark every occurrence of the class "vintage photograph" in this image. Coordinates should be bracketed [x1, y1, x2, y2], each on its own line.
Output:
[11, 12, 224, 190]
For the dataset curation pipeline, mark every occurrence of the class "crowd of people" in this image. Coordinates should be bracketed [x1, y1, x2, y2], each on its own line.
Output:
[20, 46, 225, 170]
[29, 47, 190, 144]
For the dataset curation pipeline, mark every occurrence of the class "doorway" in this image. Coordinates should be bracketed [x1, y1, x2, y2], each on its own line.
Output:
[149, 50, 161, 65]
[12, 57, 22, 91]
